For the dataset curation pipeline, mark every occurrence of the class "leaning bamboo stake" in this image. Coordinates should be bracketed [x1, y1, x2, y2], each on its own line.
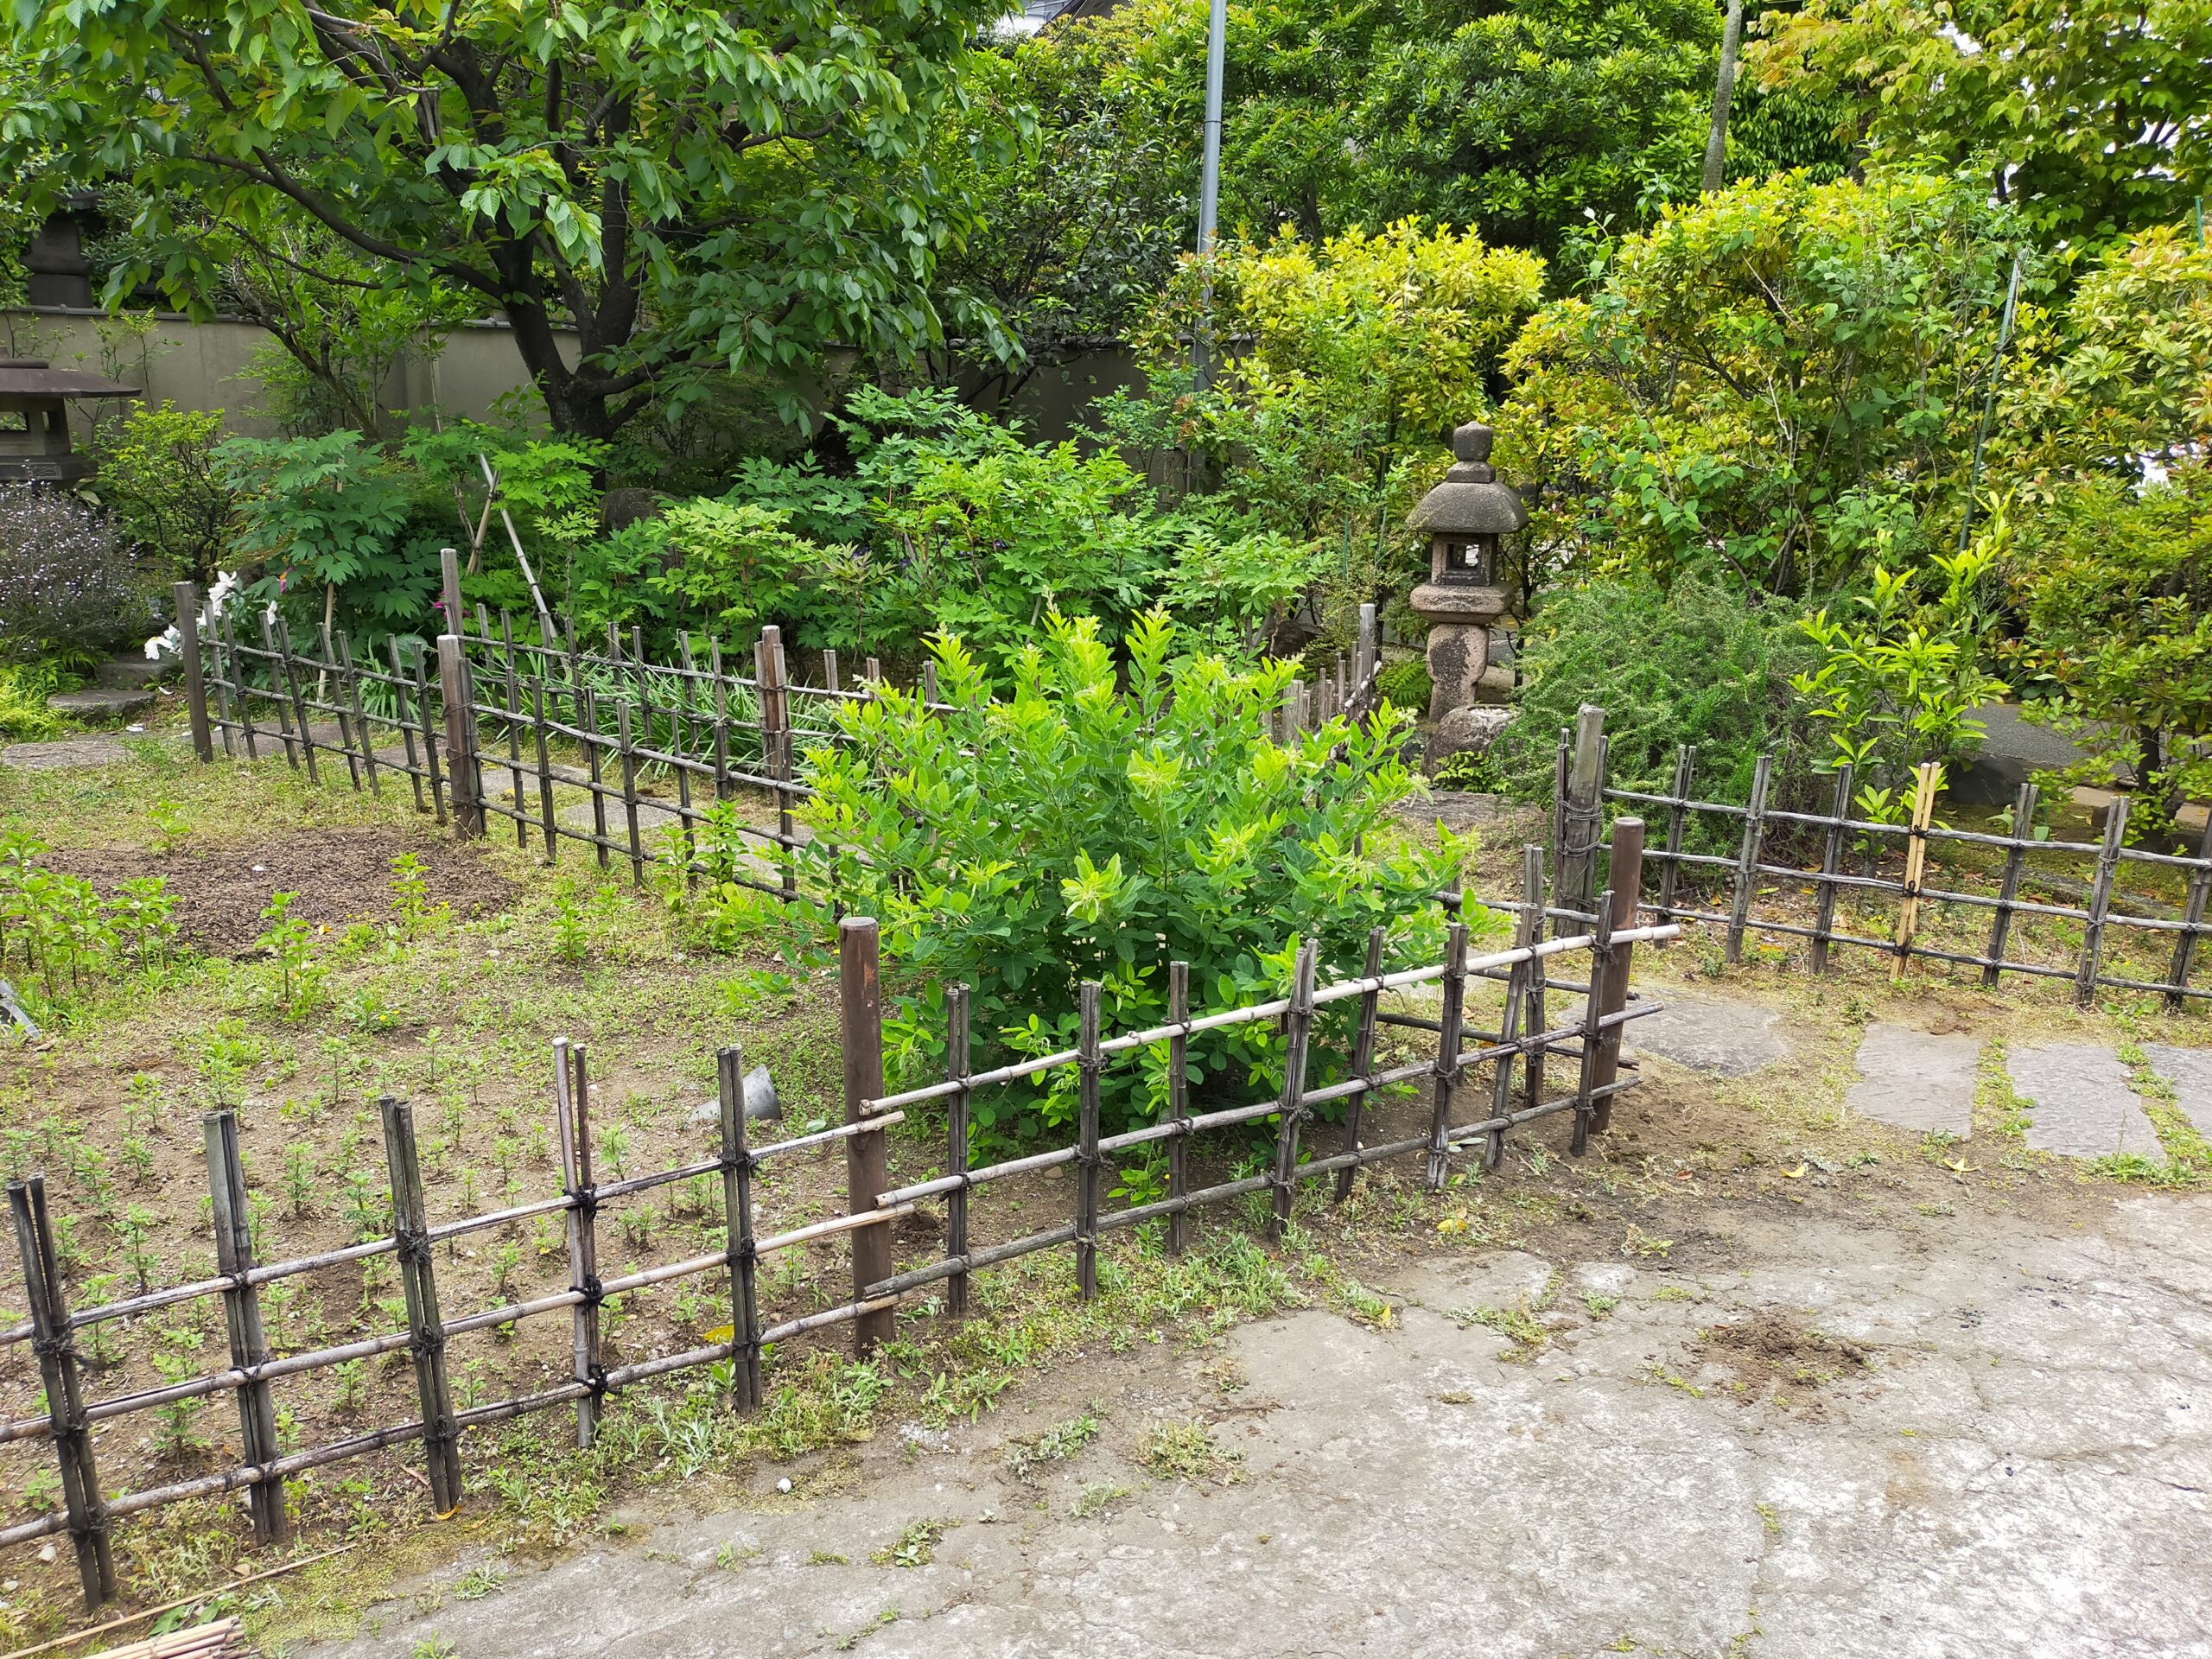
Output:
[203, 1112, 286, 1546]
[553, 1040, 604, 1446]
[1075, 981, 1103, 1300]
[1334, 928, 1386, 1202]
[715, 1045, 761, 1409]
[1892, 760, 1940, 971]
[944, 984, 973, 1319]
[1268, 939, 1320, 1239]
[1983, 780, 2037, 988]
[1725, 751, 1774, 964]
[1809, 765, 1854, 974]
[1425, 922, 1470, 1189]
[9, 1177, 114, 1610]
[1166, 961, 1192, 1255]
[2075, 795, 2128, 1007]
[381, 1096, 461, 1510]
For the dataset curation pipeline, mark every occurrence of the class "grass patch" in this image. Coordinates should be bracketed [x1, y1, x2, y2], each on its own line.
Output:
[869, 1518, 947, 1568]
[1006, 1413, 1102, 1483]
[1136, 1420, 1243, 1485]
[1071, 1481, 1130, 1518]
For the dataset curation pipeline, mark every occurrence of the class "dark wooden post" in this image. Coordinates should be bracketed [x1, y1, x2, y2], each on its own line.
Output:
[273, 617, 321, 785]
[823, 649, 842, 696]
[709, 640, 733, 804]
[1554, 704, 1607, 932]
[175, 582, 214, 763]
[413, 643, 446, 827]
[1591, 817, 1644, 1134]
[716, 1045, 761, 1408]
[1075, 981, 1103, 1299]
[390, 637, 427, 814]
[440, 545, 464, 636]
[381, 1096, 462, 1512]
[944, 984, 973, 1319]
[531, 680, 557, 863]
[2076, 795, 2128, 1007]
[1488, 862, 1542, 1168]
[9, 1176, 115, 1611]
[264, 612, 302, 771]
[1425, 922, 1470, 1189]
[1268, 939, 1319, 1239]
[338, 632, 379, 796]
[581, 687, 609, 868]
[438, 635, 483, 837]
[1571, 889, 1615, 1157]
[671, 633, 696, 882]
[501, 614, 526, 851]
[1335, 927, 1386, 1202]
[760, 627, 798, 900]
[1656, 744, 1694, 922]
[1725, 751, 1774, 964]
[204, 1109, 288, 1544]
[1166, 961, 1192, 1254]
[1521, 846, 1549, 1115]
[839, 918, 894, 1354]
[1810, 765, 1855, 974]
[615, 702, 645, 885]
[553, 1039, 604, 1445]
[2168, 810, 2212, 1011]
[1984, 780, 2037, 988]
[222, 604, 259, 763]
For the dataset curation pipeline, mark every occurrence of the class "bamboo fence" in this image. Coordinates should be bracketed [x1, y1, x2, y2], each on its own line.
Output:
[1542, 705, 2212, 1008]
[1, 817, 1669, 1612]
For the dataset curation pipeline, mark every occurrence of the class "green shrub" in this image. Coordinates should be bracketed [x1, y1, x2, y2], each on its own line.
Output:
[1492, 574, 1815, 807]
[95, 403, 238, 586]
[791, 611, 1477, 1146]
[0, 486, 155, 665]
[1375, 656, 1432, 715]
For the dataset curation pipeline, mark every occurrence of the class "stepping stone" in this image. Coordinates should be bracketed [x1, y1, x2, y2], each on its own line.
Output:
[92, 655, 168, 690]
[48, 685, 155, 718]
[2141, 1044, 2212, 1137]
[2006, 1044, 2162, 1159]
[1845, 1024, 1979, 1139]
[0, 734, 181, 769]
[1621, 993, 1789, 1077]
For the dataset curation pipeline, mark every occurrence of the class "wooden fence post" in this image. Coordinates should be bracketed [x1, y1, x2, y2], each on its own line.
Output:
[944, 985, 973, 1319]
[1984, 780, 2038, 988]
[1655, 744, 1694, 923]
[206, 600, 237, 760]
[9, 1176, 115, 1611]
[1356, 601, 1377, 690]
[413, 643, 446, 828]
[273, 617, 321, 786]
[759, 627, 797, 899]
[1075, 981, 1103, 1299]
[530, 681, 557, 861]
[580, 687, 609, 869]
[1891, 760, 1939, 972]
[263, 612, 300, 771]
[1268, 939, 1320, 1239]
[615, 702, 645, 885]
[552, 1039, 604, 1446]
[380, 1096, 462, 1512]
[1166, 961, 1192, 1254]
[204, 1110, 287, 1546]
[500, 617, 527, 851]
[175, 582, 214, 763]
[1571, 888, 1615, 1157]
[839, 918, 894, 1354]
[319, 623, 362, 791]
[390, 637, 427, 814]
[438, 634, 483, 837]
[2076, 795, 2128, 1007]
[1335, 927, 1386, 1201]
[1520, 846, 1548, 1115]
[1554, 704, 1606, 932]
[221, 604, 258, 763]
[715, 1044, 761, 1409]
[338, 632, 379, 797]
[823, 648, 842, 696]
[1591, 819, 1644, 1134]
[1810, 765, 1855, 974]
[440, 546, 463, 635]
[1725, 751, 1775, 964]
[1488, 859, 1542, 1168]
[1425, 922, 1470, 1189]
[2168, 810, 2212, 1011]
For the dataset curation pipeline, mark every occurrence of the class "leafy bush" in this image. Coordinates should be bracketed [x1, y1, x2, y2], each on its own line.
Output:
[94, 402, 237, 585]
[1492, 574, 1816, 806]
[0, 664, 65, 741]
[0, 832, 177, 1017]
[791, 611, 1474, 1145]
[0, 485, 155, 664]
[215, 431, 429, 636]
[1375, 656, 1432, 715]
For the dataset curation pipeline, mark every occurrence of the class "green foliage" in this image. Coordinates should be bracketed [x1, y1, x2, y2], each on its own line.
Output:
[794, 612, 1473, 1142]
[1493, 575, 1816, 805]
[4, 0, 1014, 437]
[214, 431, 433, 638]
[0, 664, 64, 743]
[1498, 167, 2026, 602]
[0, 486, 155, 666]
[93, 403, 237, 586]
[252, 891, 327, 1020]
[0, 831, 177, 1015]
[1375, 658, 1433, 716]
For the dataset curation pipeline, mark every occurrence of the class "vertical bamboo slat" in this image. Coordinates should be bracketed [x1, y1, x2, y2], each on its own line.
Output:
[715, 1045, 761, 1409]
[9, 1177, 114, 1609]
[1571, 889, 1616, 1157]
[273, 618, 320, 786]
[582, 687, 610, 870]
[531, 680, 557, 862]
[944, 984, 972, 1319]
[553, 1040, 603, 1446]
[2076, 796, 2129, 1007]
[1724, 752, 1774, 964]
[224, 604, 259, 764]
[1984, 780, 2039, 987]
[1488, 853, 1542, 1168]
[413, 644, 446, 827]
[500, 614, 525, 849]
[322, 623, 363, 791]
[760, 627, 797, 900]
[1335, 928, 1386, 1202]
[1268, 940, 1319, 1239]
[1425, 922, 1470, 1189]
[616, 702, 645, 885]
[1075, 982, 1103, 1299]
[840, 918, 894, 1354]
[673, 635, 696, 883]
[1809, 765, 1855, 974]
[379, 1096, 461, 1510]
[1891, 761, 1939, 970]
[1166, 961, 1191, 1255]
[1521, 849, 1548, 1115]
[389, 637, 426, 813]
[709, 640, 732, 805]
[203, 1110, 286, 1545]
[1656, 745, 1694, 923]
[337, 632, 378, 796]
[207, 602, 236, 760]
[263, 612, 300, 771]
[175, 582, 214, 764]
[2169, 811, 2212, 1011]
[1591, 819, 1644, 1134]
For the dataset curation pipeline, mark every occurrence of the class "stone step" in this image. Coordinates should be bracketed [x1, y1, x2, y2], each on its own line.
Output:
[2007, 1045, 2161, 1159]
[93, 655, 168, 690]
[1845, 1024, 1979, 1140]
[48, 686, 155, 718]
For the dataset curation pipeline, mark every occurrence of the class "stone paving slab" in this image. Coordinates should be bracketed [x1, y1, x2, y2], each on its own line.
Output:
[1618, 992, 1789, 1077]
[2143, 1043, 2212, 1137]
[1845, 1023, 1979, 1139]
[2007, 1043, 2162, 1159]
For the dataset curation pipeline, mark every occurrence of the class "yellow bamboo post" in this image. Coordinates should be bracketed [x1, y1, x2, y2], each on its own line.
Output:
[1892, 761, 1941, 972]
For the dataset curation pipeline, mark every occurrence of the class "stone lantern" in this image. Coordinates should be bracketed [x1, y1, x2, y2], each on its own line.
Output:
[1408, 420, 1522, 734]
[0, 359, 138, 486]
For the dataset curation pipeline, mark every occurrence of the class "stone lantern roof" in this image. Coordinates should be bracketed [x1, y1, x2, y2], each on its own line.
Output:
[1407, 421, 1527, 537]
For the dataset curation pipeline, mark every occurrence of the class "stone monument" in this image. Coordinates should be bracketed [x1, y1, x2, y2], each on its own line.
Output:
[1407, 420, 1523, 763]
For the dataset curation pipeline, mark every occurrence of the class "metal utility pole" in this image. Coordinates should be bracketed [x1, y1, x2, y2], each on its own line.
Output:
[1700, 0, 1745, 194]
[1193, 0, 1228, 392]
